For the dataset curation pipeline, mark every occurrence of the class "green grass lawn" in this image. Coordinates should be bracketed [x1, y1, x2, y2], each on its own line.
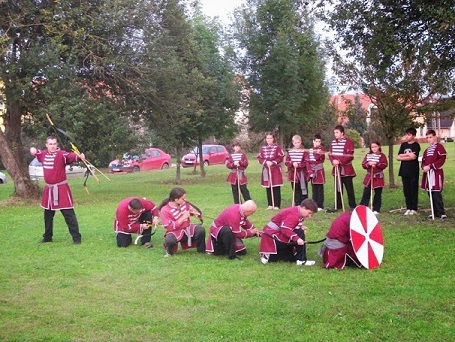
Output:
[1, 143, 454, 341]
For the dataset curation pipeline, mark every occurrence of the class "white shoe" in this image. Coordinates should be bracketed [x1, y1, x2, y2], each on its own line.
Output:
[260, 253, 269, 264]
[266, 206, 273, 210]
[318, 208, 324, 212]
[404, 209, 411, 216]
[164, 252, 171, 257]
[409, 210, 417, 215]
[273, 207, 280, 210]
[296, 260, 316, 266]
[373, 211, 379, 215]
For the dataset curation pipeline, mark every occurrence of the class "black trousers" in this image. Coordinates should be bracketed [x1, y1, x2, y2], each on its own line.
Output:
[290, 181, 308, 206]
[402, 176, 419, 211]
[116, 210, 153, 247]
[427, 191, 446, 217]
[335, 176, 357, 210]
[311, 183, 324, 209]
[360, 187, 383, 212]
[44, 209, 81, 242]
[268, 229, 308, 263]
[266, 186, 281, 208]
[212, 226, 247, 259]
[164, 225, 206, 255]
[231, 184, 251, 204]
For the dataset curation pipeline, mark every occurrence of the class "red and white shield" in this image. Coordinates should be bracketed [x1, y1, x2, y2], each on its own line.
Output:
[350, 205, 384, 269]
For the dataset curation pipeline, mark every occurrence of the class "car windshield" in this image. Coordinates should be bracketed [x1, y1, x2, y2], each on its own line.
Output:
[190, 147, 210, 154]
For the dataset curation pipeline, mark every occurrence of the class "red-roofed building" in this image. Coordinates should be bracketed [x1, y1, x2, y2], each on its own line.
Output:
[329, 93, 376, 125]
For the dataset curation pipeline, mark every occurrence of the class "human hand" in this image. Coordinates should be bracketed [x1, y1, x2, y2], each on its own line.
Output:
[297, 238, 305, 245]
[30, 147, 37, 156]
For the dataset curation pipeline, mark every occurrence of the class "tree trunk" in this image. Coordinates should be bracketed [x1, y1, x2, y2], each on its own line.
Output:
[387, 142, 397, 188]
[0, 130, 40, 199]
[174, 147, 182, 184]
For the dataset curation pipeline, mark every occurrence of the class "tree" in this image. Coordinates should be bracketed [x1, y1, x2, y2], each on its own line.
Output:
[0, 0, 148, 198]
[232, 0, 328, 146]
[320, 0, 455, 187]
[344, 94, 367, 136]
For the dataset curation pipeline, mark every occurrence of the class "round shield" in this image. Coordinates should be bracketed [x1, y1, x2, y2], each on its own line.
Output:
[350, 205, 384, 269]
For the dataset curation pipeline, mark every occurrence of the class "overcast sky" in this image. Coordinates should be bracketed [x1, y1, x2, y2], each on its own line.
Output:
[199, 0, 244, 24]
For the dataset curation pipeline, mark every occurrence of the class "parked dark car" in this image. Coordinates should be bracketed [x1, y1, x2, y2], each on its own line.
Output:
[109, 148, 172, 173]
[181, 145, 229, 168]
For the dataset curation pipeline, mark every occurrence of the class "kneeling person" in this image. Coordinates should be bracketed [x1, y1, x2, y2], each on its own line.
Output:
[318, 212, 361, 269]
[259, 199, 318, 266]
[114, 197, 160, 248]
[206, 200, 259, 259]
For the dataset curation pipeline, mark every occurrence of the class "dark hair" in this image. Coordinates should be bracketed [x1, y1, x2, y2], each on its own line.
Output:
[264, 131, 276, 144]
[129, 198, 143, 210]
[426, 129, 436, 136]
[300, 198, 318, 212]
[314, 134, 321, 140]
[232, 141, 241, 148]
[334, 125, 345, 134]
[159, 187, 186, 209]
[369, 140, 382, 153]
[405, 127, 417, 136]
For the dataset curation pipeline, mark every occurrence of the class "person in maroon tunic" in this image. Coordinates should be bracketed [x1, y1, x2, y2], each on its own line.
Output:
[329, 125, 357, 211]
[159, 187, 206, 256]
[30, 136, 85, 244]
[206, 200, 259, 259]
[259, 198, 318, 266]
[114, 197, 160, 248]
[306, 134, 326, 211]
[421, 130, 447, 220]
[257, 132, 284, 210]
[285, 135, 308, 207]
[226, 141, 251, 204]
[317, 211, 361, 270]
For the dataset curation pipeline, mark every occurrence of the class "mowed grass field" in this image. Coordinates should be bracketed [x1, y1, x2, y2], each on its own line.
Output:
[0, 143, 454, 341]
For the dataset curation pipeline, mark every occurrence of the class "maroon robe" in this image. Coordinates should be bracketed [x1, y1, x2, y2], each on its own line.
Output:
[361, 152, 388, 188]
[257, 144, 284, 187]
[320, 212, 361, 269]
[285, 148, 307, 182]
[421, 142, 446, 191]
[114, 197, 159, 234]
[206, 204, 256, 253]
[305, 146, 326, 184]
[329, 137, 356, 177]
[259, 206, 304, 254]
[35, 149, 80, 210]
[226, 152, 249, 185]
[160, 201, 202, 251]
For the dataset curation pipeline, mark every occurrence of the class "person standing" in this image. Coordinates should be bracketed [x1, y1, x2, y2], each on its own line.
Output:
[259, 198, 318, 266]
[226, 141, 252, 204]
[30, 136, 84, 244]
[285, 135, 308, 206]
[159, 187, 206, 256]
[306, 134, 326, 211]
[257, 132, 284, 210]
[329, 125, 357, 211]
[359, 141, 388, 214]
[206, 200, 259, 259]
[396, 127, 421, 215]
[421, 130, 447, 220]
[114, 197, 160, 248]
[318, 211, 362, 270]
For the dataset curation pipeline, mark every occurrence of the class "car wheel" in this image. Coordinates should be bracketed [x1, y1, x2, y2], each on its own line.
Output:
[161, 163, 169, 169]
[132, 166, 140, 172]
[203, 160, 209, 167]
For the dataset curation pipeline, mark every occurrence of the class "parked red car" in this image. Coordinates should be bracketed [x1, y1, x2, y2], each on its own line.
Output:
[181, 145, 229, 168]
[109, 148, 172, 173]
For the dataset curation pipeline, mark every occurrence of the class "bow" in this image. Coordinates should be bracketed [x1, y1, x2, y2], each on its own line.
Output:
[45, 114, 110, 193]
[259, 231, 326, 244]
[186, 200, 204, 224]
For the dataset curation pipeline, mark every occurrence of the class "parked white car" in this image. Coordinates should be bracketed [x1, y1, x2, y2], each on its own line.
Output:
[29, 158, 94, 180]
[0, 171, 7, 184]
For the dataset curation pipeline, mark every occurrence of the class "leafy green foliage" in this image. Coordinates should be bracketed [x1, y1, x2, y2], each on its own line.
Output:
[233, 0, 328, 145]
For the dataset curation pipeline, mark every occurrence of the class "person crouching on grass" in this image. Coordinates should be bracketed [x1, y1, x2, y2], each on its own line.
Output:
[259, 199, 318, 266]
[114, 197, 160, 248]
[159, 187, 206, 257]
[206, 200, 259, 259]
